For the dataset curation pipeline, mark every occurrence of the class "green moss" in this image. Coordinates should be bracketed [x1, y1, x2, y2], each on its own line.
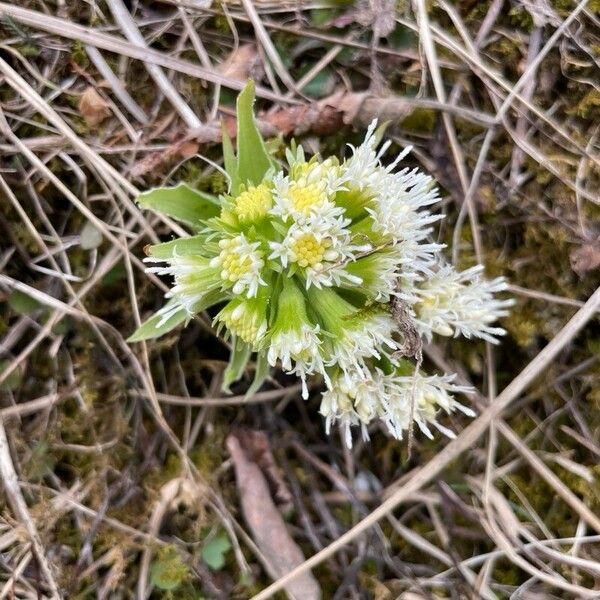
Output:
[507, 6, 534, 30]
[572, 89, 600, 118]
[494, 560, 521, 585]
[189, 435, 226, 477]
[400, 108, 437, 133]
[150, 545, 190, 591]
[143, 452, 183, 491]
[588, 0, 600, 11]
[71, 40, 89, 67]
[504, 305, 539, 347]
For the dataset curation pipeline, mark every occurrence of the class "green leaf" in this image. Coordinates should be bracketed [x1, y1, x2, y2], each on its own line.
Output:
[146, 234, 211, 260]
[373, 121, 391, 146]
[128, 291, 227, 343]
[150, 546, 189, 591]
[244, 351, 270, 399]
[222, 336, 251, 393]
[102, 263, 126, 287]
[201, 533, 231, 571]
[127, 300, 188, 342]
[0, 359, 22, 392]
[138, 183, 220, 229]
[8, 290, 42, 315]
[300, 68, 333, 99]
[127, 298, 188, 343]
[236, 80, 272, 187]
[221, 123, 240, 194]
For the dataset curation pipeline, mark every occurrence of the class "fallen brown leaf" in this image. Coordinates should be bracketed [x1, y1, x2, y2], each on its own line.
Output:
[129, 89, 419, 178]
[570, 244, 600, 277]
[218, 44, 264, 83]
[233, 429, 293, 511]
[260, 91, 414, 136]
[78, 86, 111, 127]
[129, 126, 220, 178]
[227, 432, 321, 600]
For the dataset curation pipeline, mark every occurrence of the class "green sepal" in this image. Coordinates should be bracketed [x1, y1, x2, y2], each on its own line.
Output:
[146, 234, 212, 260]
[236, 80, 273, 188]
[244, 351, 270, 399]
[222, 336, 252, 393]
[334, 286, 369, 308]
[267, 275, 284, 327]
[334, 188, 373, 220]
[138, 183, 220, 230]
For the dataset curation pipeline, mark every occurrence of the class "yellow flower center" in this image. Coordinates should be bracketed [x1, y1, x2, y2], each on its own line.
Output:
[417, 296, 438, 309]
[420, 396, 438, 418]
[233, 184, 272, 223]
[218, 239, 254, 283]
[289, 183, 326, 215]
[222, 312, 261, 344]
[289, 233, 332, 268]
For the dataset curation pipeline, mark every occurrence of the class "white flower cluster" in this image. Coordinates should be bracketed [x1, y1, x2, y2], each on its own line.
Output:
[139, 119, 513, 447]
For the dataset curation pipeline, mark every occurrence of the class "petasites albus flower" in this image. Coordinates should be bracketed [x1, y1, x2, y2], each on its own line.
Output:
[130, 80, 512, 447]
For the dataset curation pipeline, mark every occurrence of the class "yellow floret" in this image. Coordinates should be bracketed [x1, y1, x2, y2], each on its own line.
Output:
[218, 238, 255, 283]
[233, 184, 272, 223]
[418, 393, 440, 420]
[221, 253, 252, 282]
[289, 183, 326, 215]
[221, 313, 261, 344]
[289, 233, 332, 268]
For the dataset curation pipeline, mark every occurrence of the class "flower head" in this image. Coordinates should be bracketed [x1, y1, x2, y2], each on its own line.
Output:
[215, 294, 268, 347]
[233, 183, 273, 224]
[309, 287, 397, 378]
[144, 254, 221, 319]
[209, 234, 266, 297]
[266, 278, 326, 399]
[133, 81, 512, 448]
[321, 366, 475, 448]
[410, 264, 515, 343]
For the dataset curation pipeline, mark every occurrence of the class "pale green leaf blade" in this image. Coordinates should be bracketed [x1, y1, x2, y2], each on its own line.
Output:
[128, 291, 227, 342]
[127, 299, 188, 342]
[221, 123, 240, 194]
[8, 290, 43, 315]
[201, 533, 231, 571]
[244, 351, 270, 399]
[236, 80, 272, 187]
[138, 183, 220, 229]
[222, 336, 251, 393]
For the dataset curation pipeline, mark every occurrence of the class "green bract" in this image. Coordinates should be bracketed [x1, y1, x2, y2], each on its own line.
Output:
[130, 81, 513, 447]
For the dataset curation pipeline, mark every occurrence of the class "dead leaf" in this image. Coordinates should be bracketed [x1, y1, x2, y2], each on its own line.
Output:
[261, 91, 415, 136]
[233, 429, 293, 511]
[129, 127, 219, 178]
[78, 86, 111, 127]
[355, 0, 397, 38]
[570, 244, 600, 277]
[177, 140, 200, 160]
[218, 44, 263, 83]
[336, 91, 369, 125]
[227, 433, 321, 600]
